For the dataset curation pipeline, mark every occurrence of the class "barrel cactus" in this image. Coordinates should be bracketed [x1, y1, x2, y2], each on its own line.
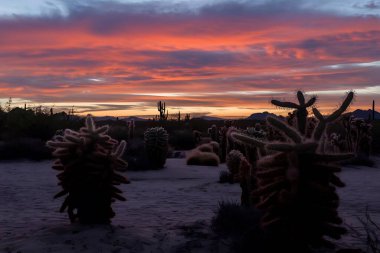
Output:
[46, 116, 129, 224]
[144, 127, 169, 168]
[232, 91, 354, 251]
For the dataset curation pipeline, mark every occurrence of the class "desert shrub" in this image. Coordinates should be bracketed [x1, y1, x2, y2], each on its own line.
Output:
[123, 138, 153, 171]
[108, 125, 129, 141]
[169, 129, 196, 150]
[46, 116, 129, 224]
[0, 138, 51, 160]
[186, 150, 220, 166]
[144, 127, 169, 168]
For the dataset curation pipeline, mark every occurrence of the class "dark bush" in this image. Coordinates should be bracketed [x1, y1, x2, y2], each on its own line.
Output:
[0, 138, 51, 161]
[169, 129, 196, 150]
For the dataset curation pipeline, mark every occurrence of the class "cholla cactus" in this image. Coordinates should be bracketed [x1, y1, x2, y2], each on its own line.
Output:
[144, 127, 169, 168]
[232, 91, 354, 251]
[46, 116, 129, 224]
[272, 91, 316, 135]
[226, 149, 244, 177]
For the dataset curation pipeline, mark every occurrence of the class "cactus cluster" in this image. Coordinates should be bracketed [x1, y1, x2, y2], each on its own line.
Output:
[232, 91, 354, 251]
[144, 127, 169, 168]
[46, 116, 129, 224]
[327, 115, 373, 166]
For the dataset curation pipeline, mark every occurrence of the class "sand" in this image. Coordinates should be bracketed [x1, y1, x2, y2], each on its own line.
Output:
[0, 157, 379, 252]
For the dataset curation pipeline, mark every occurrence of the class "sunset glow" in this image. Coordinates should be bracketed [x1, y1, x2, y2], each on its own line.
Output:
[0, 0, 379, 118]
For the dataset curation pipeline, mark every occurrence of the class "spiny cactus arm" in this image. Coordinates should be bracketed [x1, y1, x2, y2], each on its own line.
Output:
[312, 92, 354, 141]
[305, 96, 317, 107]
[266, 142, 318, 153]
[327, 91, 354, 122]
[52, 160, 64, 171]
[271, 100, 299, 109]
[113, 140, 127, 158]
[230, 132, 266, 148]
[112, 192, 126, 201]
[113, 173, 130, 184]
[256, 191, 277, 209]
[60, 197, 69, 212]
[330, 174, 345, 187]
[253, 179, 287, 196]
[312, 108, 326, 141]
[267, 116, 302, 143]
[113, 159, 128, 171]
[46, 140, 77, 148]
[94, 125, 109, 134]
[297, 90, 305, 105]
[52, 148, 71, 157]
[54, 189, 68, 199]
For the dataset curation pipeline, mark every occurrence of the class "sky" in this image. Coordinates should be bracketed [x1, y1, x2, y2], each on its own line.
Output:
[0, 0, 379, 118]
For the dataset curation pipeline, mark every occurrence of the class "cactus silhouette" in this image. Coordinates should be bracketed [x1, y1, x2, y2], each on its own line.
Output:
[144, 127, 169, 168]
[46, 116, 129, 224]
[157, 101, 167, 121]
[232, 91, 354, 251]
[271, 91, 316, 135]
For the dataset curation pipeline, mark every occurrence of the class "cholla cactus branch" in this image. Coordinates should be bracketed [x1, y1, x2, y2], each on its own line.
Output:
[230, 132, 266, 149]
[312, 91, 354, 141]
[267, 116, 302, 143]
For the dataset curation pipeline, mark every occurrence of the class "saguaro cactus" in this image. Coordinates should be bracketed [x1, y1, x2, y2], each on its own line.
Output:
[46, 116, 129, 224]
[157, 101, 167, 121]
[144, 127, 169, 168]
[232, 91, 354, 251]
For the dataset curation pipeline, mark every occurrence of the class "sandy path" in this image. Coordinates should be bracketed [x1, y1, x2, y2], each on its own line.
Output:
[0, 157, 379, 252]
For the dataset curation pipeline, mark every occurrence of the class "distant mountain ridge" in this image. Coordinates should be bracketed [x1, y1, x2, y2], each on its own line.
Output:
[93, 116, 147, 122]
[246, 111, 278, 120]
[192, 116, 224, 121]
[350, 109, 380, 120]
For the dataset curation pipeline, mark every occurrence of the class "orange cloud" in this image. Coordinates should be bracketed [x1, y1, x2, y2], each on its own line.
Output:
[0, 2, 379, 117]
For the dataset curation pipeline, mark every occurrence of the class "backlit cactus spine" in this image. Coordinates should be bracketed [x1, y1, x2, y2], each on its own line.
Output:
[232, 91, 354, 251]
[46, 116, 129, 224]
[144, 127, 169, 168]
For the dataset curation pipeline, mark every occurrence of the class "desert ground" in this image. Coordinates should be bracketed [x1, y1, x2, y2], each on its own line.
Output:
[0, 157, 379, 253]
